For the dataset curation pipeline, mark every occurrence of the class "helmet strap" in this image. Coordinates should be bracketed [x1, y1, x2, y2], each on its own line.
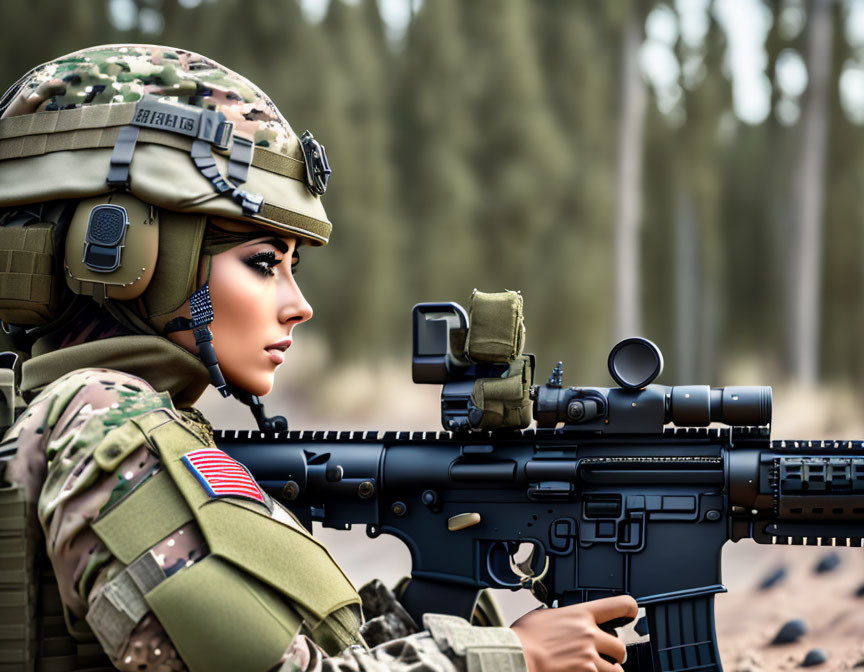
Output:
[163, 280, 229, 398]
[163, 256, 229, 397]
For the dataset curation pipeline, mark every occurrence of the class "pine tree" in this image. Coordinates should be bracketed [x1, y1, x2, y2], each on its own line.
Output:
[393, 0, 479, 304]
[458, 0, 569, 290]
[674, 6, 733, 382]
[790, 0, 835, 384]
[310, 0, 402, 359]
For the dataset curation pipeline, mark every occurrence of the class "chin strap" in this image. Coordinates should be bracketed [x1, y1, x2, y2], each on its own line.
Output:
[164, 282, 229, 397]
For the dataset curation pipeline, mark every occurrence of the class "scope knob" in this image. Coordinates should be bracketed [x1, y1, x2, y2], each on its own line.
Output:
[567, 399, 600, 423]
[567, 400, 585, 422]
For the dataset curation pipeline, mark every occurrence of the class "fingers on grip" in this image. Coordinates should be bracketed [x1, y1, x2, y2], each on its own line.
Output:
[596, 659, 625, 672]
[585, 595, 639, 625]
[596, 629, 627, 664]
[592, 598, 635, 670]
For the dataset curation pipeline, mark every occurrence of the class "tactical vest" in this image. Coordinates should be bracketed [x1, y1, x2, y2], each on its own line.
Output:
[0, 360, 363, 672]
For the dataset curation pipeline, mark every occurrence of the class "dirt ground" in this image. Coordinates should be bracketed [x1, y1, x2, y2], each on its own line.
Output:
[715, 544, 864, 671]
[199, 349, 864, 669]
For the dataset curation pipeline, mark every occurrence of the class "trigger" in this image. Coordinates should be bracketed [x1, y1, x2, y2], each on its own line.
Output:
[513, 547, 534, 576]
[506, 542, 545, 581]
[514, 543, 547, 582]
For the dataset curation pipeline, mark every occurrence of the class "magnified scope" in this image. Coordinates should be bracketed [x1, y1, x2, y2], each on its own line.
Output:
[532, 336, 773, 431]
[667, 385, 772, 427]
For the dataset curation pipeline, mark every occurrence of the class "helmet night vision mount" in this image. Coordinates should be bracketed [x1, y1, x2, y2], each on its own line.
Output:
[412, 301, 772, 434]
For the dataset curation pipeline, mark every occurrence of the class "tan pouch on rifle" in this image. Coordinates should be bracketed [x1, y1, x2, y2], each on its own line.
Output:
[470, 355, 533, 430]
[463, 290, 531, 430]
[464, 290, 524, 363]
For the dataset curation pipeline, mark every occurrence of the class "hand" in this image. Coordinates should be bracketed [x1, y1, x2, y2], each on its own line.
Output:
[510, 595, 639, 672]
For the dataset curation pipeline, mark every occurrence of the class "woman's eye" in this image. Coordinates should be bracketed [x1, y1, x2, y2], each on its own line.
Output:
[245, 251, 280, 277]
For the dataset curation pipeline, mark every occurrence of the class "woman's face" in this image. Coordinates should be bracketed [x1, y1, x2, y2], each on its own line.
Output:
[167, 218, 312, 396]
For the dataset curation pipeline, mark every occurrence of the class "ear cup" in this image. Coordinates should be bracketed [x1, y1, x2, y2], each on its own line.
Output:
[65, 193, 159, 301]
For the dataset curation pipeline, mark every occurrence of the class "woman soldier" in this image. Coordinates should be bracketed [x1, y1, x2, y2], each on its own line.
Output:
[0, 45, 636, 672]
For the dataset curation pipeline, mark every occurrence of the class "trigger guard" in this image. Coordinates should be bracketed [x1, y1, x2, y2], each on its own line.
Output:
[485, 540, 545, 589]
[486, 542, 522, 588]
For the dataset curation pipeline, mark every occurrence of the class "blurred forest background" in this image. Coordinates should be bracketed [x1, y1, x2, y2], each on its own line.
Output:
[4, 0, 864, 412]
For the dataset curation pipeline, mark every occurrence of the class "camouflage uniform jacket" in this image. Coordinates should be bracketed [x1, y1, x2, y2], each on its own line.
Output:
[3, 335, 526, 672]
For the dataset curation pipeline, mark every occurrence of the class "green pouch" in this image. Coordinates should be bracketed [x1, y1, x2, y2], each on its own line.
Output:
[0, 367, 15, 434]
[145, 555, 303, 672]
[470, 355, 533, 430]
[194, 497, 362, 626]
[465, 290, 524, 363]
[92, 470, 194, 565]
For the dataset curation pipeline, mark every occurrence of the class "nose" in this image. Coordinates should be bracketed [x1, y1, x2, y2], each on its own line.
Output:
[277, 274, 313, 326]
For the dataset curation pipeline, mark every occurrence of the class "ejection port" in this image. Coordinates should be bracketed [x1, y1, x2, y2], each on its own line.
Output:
[584, 496, 622, 518]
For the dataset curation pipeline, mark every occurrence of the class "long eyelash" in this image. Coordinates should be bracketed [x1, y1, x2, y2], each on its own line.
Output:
[245, 250, 281, 277]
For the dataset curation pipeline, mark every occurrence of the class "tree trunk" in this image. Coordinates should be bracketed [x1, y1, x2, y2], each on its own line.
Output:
[675, 187, 698, 382]
[614, 9, 647, 340]
[791, 0, 834, 383]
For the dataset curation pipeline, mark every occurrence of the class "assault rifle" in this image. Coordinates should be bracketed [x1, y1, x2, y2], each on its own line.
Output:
[219, 296, 864, 672]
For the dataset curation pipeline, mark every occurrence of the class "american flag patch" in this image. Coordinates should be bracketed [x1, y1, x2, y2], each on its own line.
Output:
[181, 448, 265, 504]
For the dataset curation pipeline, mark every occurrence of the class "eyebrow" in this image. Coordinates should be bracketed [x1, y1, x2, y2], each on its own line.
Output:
[248, 237, 290, 254]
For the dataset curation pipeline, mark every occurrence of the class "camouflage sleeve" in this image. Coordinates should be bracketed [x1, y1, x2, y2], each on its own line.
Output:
[277, 581, 526, 672]
[279, 623, 525, 672]
[4, 368, 196, 671]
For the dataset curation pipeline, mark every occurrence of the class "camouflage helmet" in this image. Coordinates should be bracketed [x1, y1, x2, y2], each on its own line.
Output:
[0, 44, 332, 243]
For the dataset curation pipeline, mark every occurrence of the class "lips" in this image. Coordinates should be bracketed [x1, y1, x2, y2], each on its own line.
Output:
[265, 339, 291, 365]
[266, 348, 285, 365]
